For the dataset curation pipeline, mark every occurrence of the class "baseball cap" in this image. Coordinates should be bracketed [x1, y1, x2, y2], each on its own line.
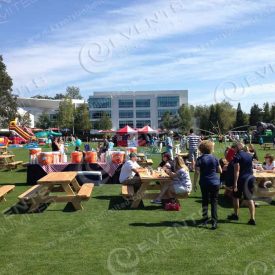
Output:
[129, 152, 137, 158]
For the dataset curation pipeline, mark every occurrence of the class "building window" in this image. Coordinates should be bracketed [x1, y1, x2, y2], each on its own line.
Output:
[89, 97, 111, 108]
[119, 110, 133, 119]
[90, 110, 111, 119]
[119, 121, 134, 128]
[158, 109, 178, 118]
[136, 99, 150, 108]
[157, 96, 179, 107]
[136, 110, 150, 118]
[136, 120, 151, 128]
[49, 114, 58, 120]
[119, 99, 133, 108]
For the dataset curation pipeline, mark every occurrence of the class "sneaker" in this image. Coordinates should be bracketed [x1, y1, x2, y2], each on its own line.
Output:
[248, 219, 256, 225]
[200, 217, 209, 226]
[211, 220, 218, 230]
[151, 199, 162, 204]
[227, 213, 239, 220]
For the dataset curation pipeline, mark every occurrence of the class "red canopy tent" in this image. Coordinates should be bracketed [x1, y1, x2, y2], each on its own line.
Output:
[138, 125, 157, 133]
[117, 125, 137, 134]
[116, 125, 137, 146]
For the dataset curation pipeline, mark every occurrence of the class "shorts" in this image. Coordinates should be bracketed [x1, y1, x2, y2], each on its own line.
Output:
[173, 184, 191, 194]
[189, 148, 198, 161]
[233, 176, 255, 200]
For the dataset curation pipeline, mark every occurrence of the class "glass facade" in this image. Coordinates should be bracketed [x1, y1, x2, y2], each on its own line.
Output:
[49, 113, 58, 120]
[136, 120, 151, 128]
[90, 110, 111, 119]
[158, 109, 178, 118]
[136, 99, 150, 108]
[89, 97, 111, 108]
[119, 120, 134, 128]
[119, 99, 133, 108]
[157, 96, 179, 107]
[136, 110, 150, 118]
[119, 110, 134, 119]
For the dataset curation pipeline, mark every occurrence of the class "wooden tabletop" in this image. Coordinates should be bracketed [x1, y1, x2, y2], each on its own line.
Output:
[0, 146, 7, 150]
[177, 153, 189, 158]
[0, 155, 15, 159]
[37, 172, 77, 184]
[254, 171, 275, 179]
[138, 169, 170, 180]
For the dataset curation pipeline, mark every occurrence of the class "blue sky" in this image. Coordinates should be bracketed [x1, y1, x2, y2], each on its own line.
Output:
[1, 0, 275, 111]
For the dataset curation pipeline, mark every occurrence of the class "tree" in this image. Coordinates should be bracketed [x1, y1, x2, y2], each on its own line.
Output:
[65, 86, 83, 99]
[98, 112, 112, 130]
[262, 102, 271, 122]
[0, 55, 17, 127]
[18, 111, 32, 127]
[194, 105, 210, 134]
[234, 103, 246, 128]
[54, 93, 66, 100]
[160, 111, 173, 130]
[36, 112, 52, 129]
[57, 98, 74, 129]
[249, 104, 262, 126]
[178, 104, 192, 132]
[270, 104, 275, 124]
[74, 103, 92, 134]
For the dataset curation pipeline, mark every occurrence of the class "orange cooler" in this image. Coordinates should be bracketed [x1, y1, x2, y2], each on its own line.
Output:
[85, 151, 97, 163]
[71, 151, 83, 163]
[111, 151, 125, 164]
[29, 148, 42, 164]
[38, 152, 53, 165]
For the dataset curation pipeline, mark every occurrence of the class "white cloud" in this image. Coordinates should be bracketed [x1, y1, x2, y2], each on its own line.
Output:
[3, 0, 275, 103]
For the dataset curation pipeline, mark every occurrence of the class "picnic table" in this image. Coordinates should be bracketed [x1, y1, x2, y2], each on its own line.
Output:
[137, 158, 154, 167]
[18, 172, 93, 212]
[0, 154, 23, 170]
[0, 146, 8, 154]
[254, 171, 275, 198]
[129, 168, 172, 208]
[177, 152, 189, 159]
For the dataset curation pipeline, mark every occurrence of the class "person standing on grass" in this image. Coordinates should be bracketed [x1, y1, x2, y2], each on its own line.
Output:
[193, 140, 222, 230]
[165, 131, 174, 159]
[227, 143, 256, 225]
[187, 129, 201, 171]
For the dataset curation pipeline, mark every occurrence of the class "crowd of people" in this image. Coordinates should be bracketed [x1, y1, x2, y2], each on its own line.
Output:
[118, 128, 274, 230]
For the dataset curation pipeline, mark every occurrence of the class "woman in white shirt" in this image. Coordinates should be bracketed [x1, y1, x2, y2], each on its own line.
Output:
[152, 156, 191, 204]
[263, 154, 275, 172]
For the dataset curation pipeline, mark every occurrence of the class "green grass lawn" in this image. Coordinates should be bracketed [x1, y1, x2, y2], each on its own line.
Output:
[0, 143, 275, 275]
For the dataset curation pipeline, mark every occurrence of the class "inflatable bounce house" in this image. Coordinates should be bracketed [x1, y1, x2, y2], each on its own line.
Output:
[0, 136, 9, 146]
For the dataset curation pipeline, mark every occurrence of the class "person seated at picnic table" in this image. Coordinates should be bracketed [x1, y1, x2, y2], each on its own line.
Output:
[245, 144, 258, 161]
[193, 140, 222, 230]
[158, 152, 175, 172]
[119, 153, 142, 192]
[261, 153, 275, 172]
[151, 156, 191, 204]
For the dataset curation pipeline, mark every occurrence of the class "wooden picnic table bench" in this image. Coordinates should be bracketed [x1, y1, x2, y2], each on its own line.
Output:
[0, 155, 23, 170]
[0, 185, 15, 202]
[123, 168, 190, 208]
[262, 143, 273, 150]
[18, 172, 94, 212]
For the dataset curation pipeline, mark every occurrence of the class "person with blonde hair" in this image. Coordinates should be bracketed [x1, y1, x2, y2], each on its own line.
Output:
[194, 140, 222, 229]
[151, 156, 192, 204]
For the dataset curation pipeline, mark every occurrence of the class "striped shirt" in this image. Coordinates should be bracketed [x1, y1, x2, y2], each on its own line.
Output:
[188, 134, 200, 150]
